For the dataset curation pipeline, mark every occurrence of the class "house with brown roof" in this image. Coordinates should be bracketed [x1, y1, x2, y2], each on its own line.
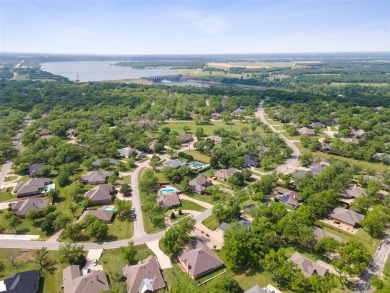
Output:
[84, 185, 115, 205]
[177, 239, 223, 279]
[81, 171, 113, 185]
[290, 252, 328, 277]
[157, 191, 180, 209]
[177, 134, 193, 143]
[297, 127, 315, 136]
[340, 137, 359, 144]
[352, 129, 366, 139]
[37, 129, 50, 138]
[79, 209, 114, 223]
[330, 207, 365, 228]
[215, 168, 239, 181]
[273, 187, 301, 208]
[62, 265, 109, 293]
[14, 178, 52, 198]
[211, 112, 221, 120]
[313, 227, 347, 243]
[11, 197, 48, 218]
[189, 175, 213, 194]
[122, 256, 166, 293]
[341, 185, 366, 199]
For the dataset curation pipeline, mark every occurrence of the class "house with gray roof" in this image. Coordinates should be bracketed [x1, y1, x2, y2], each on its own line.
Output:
[244, 154, 259, 167]
[163, 159, 187, 169]
[189, 175, 213, 194]
[177, 134, 193, 143]
[92, 158, 118, 169]
[14, 178, 52, 198]
[297, 127, 315, 136]
[79, 209, 114, 223]
[352, 129, 366, 138]
[84, 185, 115, 205]
[118, 147, 146, 159]
[244, 285, 267, 293]
[313, 227, 347, 243]
[309, 122, 326, 128]
[178, 239, 223, 278]
[273, 187, 301, 208]
[330, 207, 365, 228]
[215, 168, 239, 181]
[341, 185, 366, 199]
[62, 265, 109, 293]
[122, 256, 166, 293]
[81, 171, 113, 185]
[291, 170, 312, 179]
[309, 163, 327, 175]
[0, 270, 40, 293]
[29, 163, 44, 178]
[157, 191, 180, 209]
[217, 222, 231, 232]
[290, 252, 328, 277]
[11, 197, 48, 218]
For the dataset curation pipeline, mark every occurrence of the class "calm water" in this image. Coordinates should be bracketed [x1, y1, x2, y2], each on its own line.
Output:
[40, 61, 178, 82]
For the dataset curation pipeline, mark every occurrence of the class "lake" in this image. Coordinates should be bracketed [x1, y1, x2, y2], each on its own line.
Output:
[40, 61, 178, 82]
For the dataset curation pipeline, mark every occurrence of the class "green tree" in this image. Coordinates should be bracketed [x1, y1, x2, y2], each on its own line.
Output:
[26, 209, 40, 223]
[195, 127, 204, 139]
[5, 212, 21, 233]
[62, 223, 82, 241]
[120, 184, 131, 196]
[160, 218, 195, 255]
[115, 198, 132, 221]
[35, 247, 56, 273]
[335, 240, 370, 276]
[150, 156, 162, 171]
[53, 214, 72, 230]
[121, 242, 137, 265]
[59, 243, 85, 265]
[87, 218, 108, 239]
[207, 276, 242, 293]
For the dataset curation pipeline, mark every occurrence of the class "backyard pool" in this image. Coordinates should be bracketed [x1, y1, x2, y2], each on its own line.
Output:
[103, 206, 117, 211]
[190, 161, 204, 168]
[159, 187, 177, 194]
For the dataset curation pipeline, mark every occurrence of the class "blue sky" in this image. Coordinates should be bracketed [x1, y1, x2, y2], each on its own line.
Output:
[1, 0, 389, 54]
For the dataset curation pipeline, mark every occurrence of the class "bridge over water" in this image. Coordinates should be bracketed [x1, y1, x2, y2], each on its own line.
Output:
[143, 74, 183, 83]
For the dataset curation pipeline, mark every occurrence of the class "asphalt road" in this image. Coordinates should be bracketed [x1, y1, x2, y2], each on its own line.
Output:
[256, 101, 301, 173]
[354, 229, 390, 293]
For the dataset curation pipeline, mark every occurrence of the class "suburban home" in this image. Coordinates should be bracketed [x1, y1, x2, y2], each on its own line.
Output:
[81, 171, 113, 185]
[122, 256, 166, 293]
[320, 142, 331, 151]
[330, 207, 365, 228]
[118, 147, 146, 159]
[189, 111, 197, 119]
[37, 129, 50, 137]
[157, 191, 180, 209]
[163, 159, 187, 169]
[244, 154, 259, 167]
[297, 127, 315, 136]
[352, 129, 366, 138]
[340, 138, 359, 144]
[313, 227, 347, 243]
[217, 222, 231, 232]
[138, 120, 155, 128]
[291, 170, 312, 179]
[84, 185, 115, 205]
[208, 136, 222, 144]
[244, 285, 267, 293]
[309, 163, 327, 175]
[0, 270, 40, 293]
[92, 158, 118, 169]
[14, 178, 52, 198]
[29, 163, 44, 177]
[215, 168, 239, 181]
[372, 153, 390, 163]
[211, 112, 221, 120]
[309, 122, 326, 128]
[188, 175, 213, 194]
[79, 209, 114, 223]
[66, 128, 76, 137]
[178, 239, 224, 278]
[62, 265, 109, 293]
[289, 252, 328, 277]
[11, 197, 48, 218]
[176, 134, 193, 143]
[341, 185, 366, 199]
[273, 187, 301, 208]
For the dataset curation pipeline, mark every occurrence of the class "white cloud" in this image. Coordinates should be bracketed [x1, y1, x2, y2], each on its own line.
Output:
[174, 10, 228, 33]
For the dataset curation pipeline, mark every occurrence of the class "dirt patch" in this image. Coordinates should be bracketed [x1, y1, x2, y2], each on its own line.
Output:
[17, 251, 35, 261]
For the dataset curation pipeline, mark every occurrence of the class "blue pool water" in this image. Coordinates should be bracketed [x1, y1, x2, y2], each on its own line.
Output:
[103, 206, 117, 211]
[160, 188, 177, 194]
[118, 148, 126, 153]
[190, 162, 204, 168]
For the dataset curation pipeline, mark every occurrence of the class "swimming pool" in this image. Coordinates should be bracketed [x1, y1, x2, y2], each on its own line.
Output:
[103, 206, 117, 211]
[159, 188, 177, 194]
[190, 161, 204, 168]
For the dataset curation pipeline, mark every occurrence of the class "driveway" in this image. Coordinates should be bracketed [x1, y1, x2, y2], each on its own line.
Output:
[83, 249, 104, 272]
[146, 240, 172, 269]
[0, 162, 13, 189]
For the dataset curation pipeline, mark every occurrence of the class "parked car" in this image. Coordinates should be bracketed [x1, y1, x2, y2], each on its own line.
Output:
[93, 259, 97, 266]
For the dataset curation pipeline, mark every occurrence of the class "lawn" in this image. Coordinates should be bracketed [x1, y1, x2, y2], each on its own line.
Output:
[4, 175, 18, 182]
[140, 168, 169, 184]
[383, 255, 390, 277]
[191, 193, 224, 205]
[162, 263, 198, 291]
[116, 175, 131, 185]
[180, 199, 206, 212]
[0, 248, 68, 293]
[183, 150, 211, 163]
[0, 210, 50, 239]
[202, 214, 220, 231]
[106, 217, 134, 240]
[316, 221, 380, 255]
[0, 188, 16, 202]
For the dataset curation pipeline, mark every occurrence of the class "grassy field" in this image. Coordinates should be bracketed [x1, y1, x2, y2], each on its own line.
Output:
[106, 217, 133, 240]
[316, 221, 380, 255]
[180, 199, 206, 212]
[162, 263, 198, 291]
[0, 188, 16, 202]
[4, 175, 18, 182]
[0, 248, 70, 293]
[330, 82, 390, 87]
[202, 214, 220, 231]
[183, 150, 211, 163]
